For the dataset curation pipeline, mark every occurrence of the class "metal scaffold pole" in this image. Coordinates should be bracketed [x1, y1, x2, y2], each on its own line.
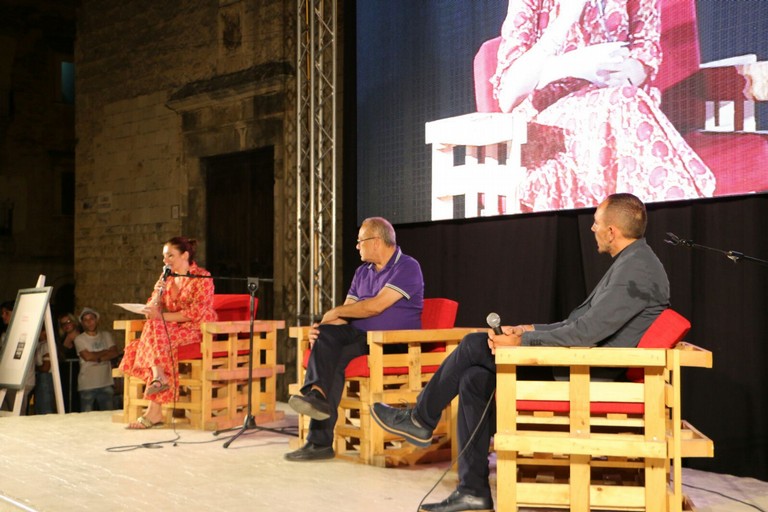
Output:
[296, 0, 338, 325]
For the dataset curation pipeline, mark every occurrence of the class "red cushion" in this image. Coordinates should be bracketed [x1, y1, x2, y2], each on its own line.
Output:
[517, 400, 645, 415]
[179, 343, 202, 360]
[421, 298, 458, 329]
[636, 309, 691, 349]
[177, 294, 256, 360]
[626, 308, 690, 382]
[212, 294, 254, 321]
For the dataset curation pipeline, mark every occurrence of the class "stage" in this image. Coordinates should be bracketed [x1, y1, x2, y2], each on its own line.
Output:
[1, 405, 766, 512]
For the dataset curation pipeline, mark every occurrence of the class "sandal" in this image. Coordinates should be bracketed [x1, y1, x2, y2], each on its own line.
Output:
[126, 415, 163, 430]
[144, 379, 170, 396]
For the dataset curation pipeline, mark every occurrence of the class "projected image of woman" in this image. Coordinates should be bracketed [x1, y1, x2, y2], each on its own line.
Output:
[492, 0, 716, 212]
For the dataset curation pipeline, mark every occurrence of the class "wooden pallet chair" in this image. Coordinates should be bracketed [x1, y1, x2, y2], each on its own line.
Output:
[289, 298, 480, 466]
[113, 294, 285, 430]
[196, 319, 285, 431]
[494, 309, 714, 512]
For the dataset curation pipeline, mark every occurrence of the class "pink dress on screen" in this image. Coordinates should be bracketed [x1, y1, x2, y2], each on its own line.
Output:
[491, 0, 716, 212]
[119, 262, 217, 405]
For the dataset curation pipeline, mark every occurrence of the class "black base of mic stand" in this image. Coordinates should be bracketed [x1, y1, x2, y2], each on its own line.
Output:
[665, 232, 768, 267]
[211, 279, 296, 447]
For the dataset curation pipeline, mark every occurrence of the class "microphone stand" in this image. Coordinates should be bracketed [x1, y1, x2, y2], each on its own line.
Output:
[664, 232, 768, 267]
[170, 272, 295, 447]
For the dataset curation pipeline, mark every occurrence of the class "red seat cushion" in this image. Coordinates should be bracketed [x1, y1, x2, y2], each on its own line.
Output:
[177, 294, 255, 360]
[301, 298, 459, 378]
[212, 294, 254, 321]
[626, 308, 690, 381]
[517, 400, 645, 415]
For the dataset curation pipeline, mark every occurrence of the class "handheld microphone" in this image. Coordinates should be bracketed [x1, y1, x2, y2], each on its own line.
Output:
[152, 265, 172, 307]
[486, 312, 503, 335]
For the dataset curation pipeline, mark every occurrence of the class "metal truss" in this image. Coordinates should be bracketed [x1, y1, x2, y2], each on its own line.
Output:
[295, 0, 338, 323]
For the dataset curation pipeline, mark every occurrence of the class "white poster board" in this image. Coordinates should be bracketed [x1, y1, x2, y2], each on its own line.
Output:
[0, 287, 52, 389]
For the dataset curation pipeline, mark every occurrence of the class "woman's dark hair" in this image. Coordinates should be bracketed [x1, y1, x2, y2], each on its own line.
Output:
[166, 236, 199, 263]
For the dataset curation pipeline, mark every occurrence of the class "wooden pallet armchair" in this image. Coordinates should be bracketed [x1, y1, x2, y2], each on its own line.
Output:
[112, 294, 285, 430]
[289, 298, 480, 466]
[494, 311, 713, 512]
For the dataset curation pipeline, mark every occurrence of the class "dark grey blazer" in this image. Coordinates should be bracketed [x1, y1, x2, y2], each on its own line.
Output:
[522, 238, 670, 348]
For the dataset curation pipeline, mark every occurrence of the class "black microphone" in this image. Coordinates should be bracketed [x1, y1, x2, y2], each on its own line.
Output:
[486, 312, 503, 335]
[664, 232, 693, 247]
[151, 266, 172, 307]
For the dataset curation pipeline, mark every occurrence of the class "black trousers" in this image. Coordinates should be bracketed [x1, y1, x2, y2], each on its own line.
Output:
[302, 324, 367, 447]
[414, 332, 497, 499]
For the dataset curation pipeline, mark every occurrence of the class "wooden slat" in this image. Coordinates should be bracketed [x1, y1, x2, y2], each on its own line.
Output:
[495, 346, 667, 367]
[202, 320, 284, 334]
[368, 327, 481, 344]
[674, 342, 713, 368]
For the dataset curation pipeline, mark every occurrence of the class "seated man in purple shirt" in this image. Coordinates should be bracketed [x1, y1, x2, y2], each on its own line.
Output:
[285, 216, 424, 461]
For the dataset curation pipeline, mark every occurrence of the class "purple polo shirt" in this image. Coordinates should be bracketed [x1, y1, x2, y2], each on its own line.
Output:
[347, 246, 424, 332]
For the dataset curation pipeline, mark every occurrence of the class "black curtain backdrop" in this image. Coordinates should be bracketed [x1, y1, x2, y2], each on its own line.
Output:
[391, 195, 768, 480]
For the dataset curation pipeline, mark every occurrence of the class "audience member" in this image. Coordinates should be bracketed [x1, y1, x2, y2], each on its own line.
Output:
[32, 329, 56, 414]
[0, 300, 14, 350]
[74, 307, 119, 412]
[57, 313, 82, 412]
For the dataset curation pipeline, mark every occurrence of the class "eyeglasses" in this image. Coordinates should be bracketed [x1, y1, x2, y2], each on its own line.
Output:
[60, 320, 73, 326]
[356, 236, 379, 244]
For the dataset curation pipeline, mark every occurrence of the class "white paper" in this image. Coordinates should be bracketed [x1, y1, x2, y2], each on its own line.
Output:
[114, 303, 150, 315]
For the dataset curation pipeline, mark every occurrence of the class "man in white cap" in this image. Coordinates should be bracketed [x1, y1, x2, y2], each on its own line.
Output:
[74, 308, 119, 412]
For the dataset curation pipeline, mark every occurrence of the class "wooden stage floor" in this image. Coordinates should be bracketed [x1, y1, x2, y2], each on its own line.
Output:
[1, 405, 766, 512]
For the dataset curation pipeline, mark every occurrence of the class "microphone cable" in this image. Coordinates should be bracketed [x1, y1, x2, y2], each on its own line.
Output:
[416, 388, 496, 511]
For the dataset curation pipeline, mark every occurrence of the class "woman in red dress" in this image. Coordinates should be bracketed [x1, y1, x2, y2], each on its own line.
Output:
[492, 0, 716, 212]
[120, 237, 217, 429]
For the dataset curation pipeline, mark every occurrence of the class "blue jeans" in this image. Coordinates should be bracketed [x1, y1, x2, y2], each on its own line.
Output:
[34, 372, 56, 414]
[79, 386, 114, 412]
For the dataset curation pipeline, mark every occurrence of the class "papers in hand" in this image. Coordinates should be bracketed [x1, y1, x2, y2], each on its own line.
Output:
[114, 303, 150, 315]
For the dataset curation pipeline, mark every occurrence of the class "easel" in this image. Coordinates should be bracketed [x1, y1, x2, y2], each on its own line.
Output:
[0, 275, 65, 416]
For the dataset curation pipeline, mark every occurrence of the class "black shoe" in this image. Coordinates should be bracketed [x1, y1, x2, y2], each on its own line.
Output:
[419, 490, 494, 512]
[370, 402, 433, 448]
[288, 390, 332, 421]
[284, 442, 335, 461]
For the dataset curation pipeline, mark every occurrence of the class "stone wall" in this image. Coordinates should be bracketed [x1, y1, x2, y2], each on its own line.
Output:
[75, 0, 299, 387]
